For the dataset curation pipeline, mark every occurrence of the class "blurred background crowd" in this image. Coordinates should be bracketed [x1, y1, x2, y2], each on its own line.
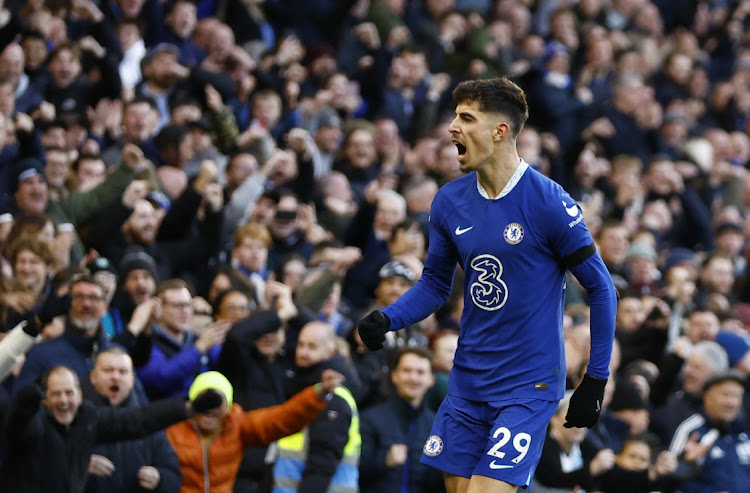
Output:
[0, 0, 749, 491]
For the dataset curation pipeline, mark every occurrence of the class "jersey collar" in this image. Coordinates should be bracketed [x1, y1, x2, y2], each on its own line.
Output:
[476, 158, 529, 200]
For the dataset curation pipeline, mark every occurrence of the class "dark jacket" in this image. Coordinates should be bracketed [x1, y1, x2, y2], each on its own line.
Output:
[282, 361, 355, 493]
[13, 324, 113, 394]
[534, 429, 599, 490]
[85, 392, 182, 493]
[216, 309, 293, 484]
[0, 387, 188, 493]
[341, 200, 390, 311]
[359, 396, 444, 493]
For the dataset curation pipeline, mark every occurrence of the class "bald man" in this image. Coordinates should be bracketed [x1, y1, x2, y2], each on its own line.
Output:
[0, 43, 43, 113]
[272, 321, 362, 493]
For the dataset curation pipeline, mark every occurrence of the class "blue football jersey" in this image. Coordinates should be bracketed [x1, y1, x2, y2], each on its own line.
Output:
[383, 160, 598, 402]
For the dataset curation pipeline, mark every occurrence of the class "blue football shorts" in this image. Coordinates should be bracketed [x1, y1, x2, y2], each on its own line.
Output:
[420, 394, 558, 488]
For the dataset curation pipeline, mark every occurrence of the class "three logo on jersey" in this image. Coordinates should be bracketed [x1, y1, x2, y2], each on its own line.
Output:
[456, 201, 581, 311]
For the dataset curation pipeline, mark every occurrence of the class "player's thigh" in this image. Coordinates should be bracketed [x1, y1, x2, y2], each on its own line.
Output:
[445, 473, 520, 493]
[444, 472, 470, 493]
[420, 395, 490, 479]
[467, 474, 518, 493]
[472, 398, 558, 488]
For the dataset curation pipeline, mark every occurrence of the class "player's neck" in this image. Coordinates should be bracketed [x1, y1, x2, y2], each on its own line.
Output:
[477, 150, 521, 199]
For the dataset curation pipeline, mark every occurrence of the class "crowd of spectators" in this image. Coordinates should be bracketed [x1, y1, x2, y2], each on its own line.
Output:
[0, 0, 749, 491]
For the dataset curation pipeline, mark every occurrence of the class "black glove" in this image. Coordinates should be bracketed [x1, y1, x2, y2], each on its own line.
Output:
[22, 291, 71, 337]
[357, 310, 390, 351]
[564, 373, 607, 429]
[192, 388, 224, 414]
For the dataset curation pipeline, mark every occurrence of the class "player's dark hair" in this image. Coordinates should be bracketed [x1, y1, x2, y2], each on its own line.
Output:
[452, 77, 529, 138]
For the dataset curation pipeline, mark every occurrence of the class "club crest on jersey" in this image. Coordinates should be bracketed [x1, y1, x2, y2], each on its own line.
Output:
[503, 223, 524, 245]
[423, 435, 444, 457]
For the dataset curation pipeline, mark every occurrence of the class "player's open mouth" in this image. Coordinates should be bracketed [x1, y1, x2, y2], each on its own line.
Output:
[454, 142, 466, 159]
[109, 385, 120, 394]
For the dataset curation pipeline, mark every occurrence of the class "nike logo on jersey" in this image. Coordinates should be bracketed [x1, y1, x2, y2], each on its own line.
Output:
[455, 225, 474, 235]
[489, 461, 513, 470]
[562, 200, 579, 217]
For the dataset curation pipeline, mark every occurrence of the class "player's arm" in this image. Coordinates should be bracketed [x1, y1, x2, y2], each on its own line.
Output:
[358, 251, 456, 350]
[382, 251, 456, 329]
[566, 249, 617, 428]
[359, 193, 458, 350]
[568, 249, 617, 380]
[545, 188, 616, 428]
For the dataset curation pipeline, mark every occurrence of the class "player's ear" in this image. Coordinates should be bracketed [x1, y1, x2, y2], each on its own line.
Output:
[492, 122, 509, 142]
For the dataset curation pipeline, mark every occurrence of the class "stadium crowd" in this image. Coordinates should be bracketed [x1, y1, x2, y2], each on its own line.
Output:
[0, 0, 749, 491]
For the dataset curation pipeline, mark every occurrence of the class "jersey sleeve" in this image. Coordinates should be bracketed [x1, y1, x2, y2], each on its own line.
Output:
[539, 187, 596, 265]
[541, 185, 616, 379]
[382, 192, 458, 330]
[424, 191, 459, 261]
[569, 253, 617, 379]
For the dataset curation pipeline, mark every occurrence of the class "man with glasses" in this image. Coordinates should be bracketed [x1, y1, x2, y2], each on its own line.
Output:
[13, 275, 151, 394]
[135, 278, 231, 400]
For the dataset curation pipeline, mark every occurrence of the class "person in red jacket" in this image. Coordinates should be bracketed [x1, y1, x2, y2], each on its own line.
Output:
[166, 368, 344, 493]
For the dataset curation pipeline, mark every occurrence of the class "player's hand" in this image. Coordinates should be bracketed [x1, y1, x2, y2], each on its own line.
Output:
[357, 310, 390, 351]
[563, 373, 606, 429]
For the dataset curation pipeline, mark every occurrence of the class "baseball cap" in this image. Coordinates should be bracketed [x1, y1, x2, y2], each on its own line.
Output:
[379, 260, 416, 284]
[702, 370, 746, 393]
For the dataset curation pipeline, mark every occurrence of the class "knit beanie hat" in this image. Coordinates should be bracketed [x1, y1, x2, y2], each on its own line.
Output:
[189, 371, 233, 407]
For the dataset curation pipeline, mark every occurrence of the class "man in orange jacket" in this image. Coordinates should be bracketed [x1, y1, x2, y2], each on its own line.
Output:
[166, 368, 345, 493]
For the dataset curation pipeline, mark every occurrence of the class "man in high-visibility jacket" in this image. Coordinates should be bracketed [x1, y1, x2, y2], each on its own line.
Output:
[273, 321, 362, 493]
